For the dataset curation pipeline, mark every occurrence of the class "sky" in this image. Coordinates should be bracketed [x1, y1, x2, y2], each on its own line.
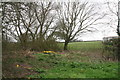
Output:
[54, 0, 119, 41]
[51, 0, 119, 41]
[55, 0, 119, 41]
[76, 0, 119, 41]
[86, 0, 118, 3]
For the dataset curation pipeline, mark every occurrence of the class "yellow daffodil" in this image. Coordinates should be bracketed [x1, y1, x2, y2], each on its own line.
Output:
[43, 51, 57, 54]
[16, 64, 20, 67]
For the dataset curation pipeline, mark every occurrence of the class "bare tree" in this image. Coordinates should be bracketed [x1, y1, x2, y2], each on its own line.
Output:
[33, 2, 57, 41]
[2, 2, 58, 50]
[55, 2, 105, 50]
[118, 1, 120, 36]
[107, 1, 120, 36]
[2, 2, 35, 49]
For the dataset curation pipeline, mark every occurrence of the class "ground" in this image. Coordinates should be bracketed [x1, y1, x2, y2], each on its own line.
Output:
[2, 41, 119, 78]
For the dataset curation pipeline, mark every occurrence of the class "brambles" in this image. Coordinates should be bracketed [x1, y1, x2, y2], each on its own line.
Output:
[103, 37, 120, 60]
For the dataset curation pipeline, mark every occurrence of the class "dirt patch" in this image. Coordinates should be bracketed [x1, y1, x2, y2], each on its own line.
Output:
[14, 63, 38, 78]
[2, 51, 38, 78]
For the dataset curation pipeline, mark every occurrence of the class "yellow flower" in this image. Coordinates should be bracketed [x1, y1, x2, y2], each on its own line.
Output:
[16, 64, 20, 67]
[28, 77, 30, 79]
[43, 51, 57, 54]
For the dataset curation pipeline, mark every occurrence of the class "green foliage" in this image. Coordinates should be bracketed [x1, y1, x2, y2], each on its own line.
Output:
[3, 41, 119, 78]
[28, 61, 118, 78]
[32, 68, 46, 73]
[27, 52, 118, 78]
[103, 38, 119, 60]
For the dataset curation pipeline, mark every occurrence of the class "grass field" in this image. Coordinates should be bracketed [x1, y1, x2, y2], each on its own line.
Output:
[68, 41, 103, 51]
[2, 41, 119, 78]
[59, 41, 103, 52]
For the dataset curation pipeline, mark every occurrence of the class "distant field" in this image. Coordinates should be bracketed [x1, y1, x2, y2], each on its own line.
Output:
[59, 41, 103, 52]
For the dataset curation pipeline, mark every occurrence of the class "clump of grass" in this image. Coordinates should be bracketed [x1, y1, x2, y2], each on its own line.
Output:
[32, 68, 46, 73]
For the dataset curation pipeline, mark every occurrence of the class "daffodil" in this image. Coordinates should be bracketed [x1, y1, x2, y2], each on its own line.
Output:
[16, 64, 20, 67]
[43, 51, 57, 54]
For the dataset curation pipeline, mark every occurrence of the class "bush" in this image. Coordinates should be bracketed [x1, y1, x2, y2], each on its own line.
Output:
[28, 39, 61, 51]
[103, 37, 120, 60]
[2, 38, 61, 52]
[2, 41, 21, 52]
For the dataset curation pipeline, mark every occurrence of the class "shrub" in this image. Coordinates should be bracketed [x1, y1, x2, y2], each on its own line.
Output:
[28, 39, 61, 51]
[103, 37, 120, 60]
[2, 41, 21, 52]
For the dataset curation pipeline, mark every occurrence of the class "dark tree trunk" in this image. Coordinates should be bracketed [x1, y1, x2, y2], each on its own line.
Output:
[118, 37, 120, 61]
[117, 25, 120, 36]
[64, 40, 69, 50]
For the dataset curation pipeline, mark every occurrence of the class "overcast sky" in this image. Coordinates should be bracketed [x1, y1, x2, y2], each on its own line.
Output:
[53, 0, 119, 41]
[76, 0, 119, 41]
[54, 0, 119, 41]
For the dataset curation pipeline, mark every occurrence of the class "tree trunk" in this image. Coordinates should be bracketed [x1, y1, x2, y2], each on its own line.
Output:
[117, 25, 120, 36]
[118, 37, 120, 61]
[64, 40, 69, 50]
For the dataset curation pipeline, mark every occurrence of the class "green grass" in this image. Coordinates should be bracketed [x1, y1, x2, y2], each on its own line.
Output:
[59, 41, 104, 52]
[27, 41, 118, 78]
[27, 53, 118, 78]
[69, 41, 103, 51]
[3, 41, 119, 78]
